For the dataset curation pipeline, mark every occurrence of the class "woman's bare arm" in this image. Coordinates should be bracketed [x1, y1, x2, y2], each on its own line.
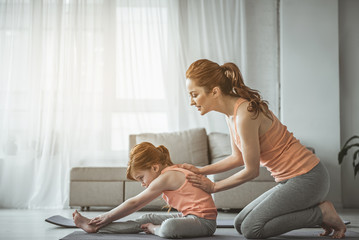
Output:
[181, 128, 244, 175]
[199, 129, 244, 175]
[187, 105, 261, 193]
[212, 105, 261, 192]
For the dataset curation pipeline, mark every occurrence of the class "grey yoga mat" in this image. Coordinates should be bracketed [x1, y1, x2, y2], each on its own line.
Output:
[60, 230, 359, 240]
[45, 215, 238, 228]
[45, 215, 351, 229]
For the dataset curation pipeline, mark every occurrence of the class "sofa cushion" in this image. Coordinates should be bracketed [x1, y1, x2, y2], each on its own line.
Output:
[212, 181, 278, 209]
[70, 181, 124, 207]
[70, 167, 128, 181]
[129, 128, 209, 166]
[208, 132, 232, 163]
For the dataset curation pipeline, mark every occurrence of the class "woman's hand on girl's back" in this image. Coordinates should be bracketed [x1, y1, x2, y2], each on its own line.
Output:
[177, 163, 215, 193]
[178, 163, 201, 174]
[187, 173, 215, 194]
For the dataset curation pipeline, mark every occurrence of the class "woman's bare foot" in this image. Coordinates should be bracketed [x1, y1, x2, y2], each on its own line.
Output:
[320, 223, 333, 236]
[73, 210, 98, 233]
[319, 201, 346, 239]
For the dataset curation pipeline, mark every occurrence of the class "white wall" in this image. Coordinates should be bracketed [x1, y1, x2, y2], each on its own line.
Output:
[280, 0, 342, 206]
[339, 0, 359, 208]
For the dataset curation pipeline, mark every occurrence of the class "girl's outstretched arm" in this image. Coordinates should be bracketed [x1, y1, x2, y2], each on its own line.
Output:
[89, 171, 182, 227]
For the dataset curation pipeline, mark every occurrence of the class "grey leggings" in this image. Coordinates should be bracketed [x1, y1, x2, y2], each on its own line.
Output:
[235, 161, 329, 239]
[99, 213, 217, 239]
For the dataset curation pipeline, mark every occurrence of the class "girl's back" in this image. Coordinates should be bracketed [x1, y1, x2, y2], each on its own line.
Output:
[161, 166, 217, 220]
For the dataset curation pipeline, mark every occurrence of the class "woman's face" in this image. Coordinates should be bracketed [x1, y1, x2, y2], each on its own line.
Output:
[186, 79, 214, 115]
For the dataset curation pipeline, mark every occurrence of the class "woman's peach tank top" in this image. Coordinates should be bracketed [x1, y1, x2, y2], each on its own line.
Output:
[227, 98, 319, 182]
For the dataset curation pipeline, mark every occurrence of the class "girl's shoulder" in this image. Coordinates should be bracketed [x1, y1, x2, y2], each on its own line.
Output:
[162, 166, 190, 177]
[159, 168, 186, 191]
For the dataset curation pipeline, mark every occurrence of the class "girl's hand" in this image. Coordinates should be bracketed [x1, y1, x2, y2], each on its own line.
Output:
[178, 163, 201, 174]
[88, 213, 111, 227]
[187, 173, 215, 193]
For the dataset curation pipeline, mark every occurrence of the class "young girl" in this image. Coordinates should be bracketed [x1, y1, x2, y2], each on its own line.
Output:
[72, 142, 217, 238]
[181, 59, 346, 239]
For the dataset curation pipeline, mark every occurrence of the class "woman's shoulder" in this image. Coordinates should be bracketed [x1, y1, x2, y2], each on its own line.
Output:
[235, 102, 271, 134]
[235, 101, 257, 122]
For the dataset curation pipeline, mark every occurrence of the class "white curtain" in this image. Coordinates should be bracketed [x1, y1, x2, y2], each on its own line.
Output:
[0, 0, 278, 208]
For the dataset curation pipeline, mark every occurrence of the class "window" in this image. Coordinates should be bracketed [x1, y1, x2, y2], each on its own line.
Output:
[106, 2, 170, 163]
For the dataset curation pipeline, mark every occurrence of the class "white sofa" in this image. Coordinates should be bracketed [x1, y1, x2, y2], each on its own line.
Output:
[69, 128, 277, 210]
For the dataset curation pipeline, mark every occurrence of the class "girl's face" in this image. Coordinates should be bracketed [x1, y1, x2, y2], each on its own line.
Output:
[186, 79, 215, 115]
[133, 165, 161, 188]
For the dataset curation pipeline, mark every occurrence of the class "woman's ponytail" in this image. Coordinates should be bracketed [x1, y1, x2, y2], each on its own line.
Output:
[221, 62, 245, 93]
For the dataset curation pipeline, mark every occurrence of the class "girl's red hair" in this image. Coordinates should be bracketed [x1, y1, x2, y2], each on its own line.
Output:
[126, 142, 173, 180]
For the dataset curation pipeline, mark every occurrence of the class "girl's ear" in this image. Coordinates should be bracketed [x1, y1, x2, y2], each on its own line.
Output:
[152, 164, 160, 173]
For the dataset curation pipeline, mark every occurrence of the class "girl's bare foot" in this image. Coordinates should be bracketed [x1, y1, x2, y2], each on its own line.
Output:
[73, 210, 98, 233]
[319, 201, 346, 239]
[141, 223, 160, 235]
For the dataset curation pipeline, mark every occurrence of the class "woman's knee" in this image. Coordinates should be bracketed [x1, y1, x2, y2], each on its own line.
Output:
[240, 218, 265, 239]
[234, 211, 246, 234]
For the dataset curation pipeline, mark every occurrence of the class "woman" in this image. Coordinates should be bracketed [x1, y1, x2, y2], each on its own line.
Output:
[181, 59, 346, 239]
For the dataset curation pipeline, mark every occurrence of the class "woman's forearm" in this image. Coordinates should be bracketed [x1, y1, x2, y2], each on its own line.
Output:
[212, 168, 259, 193]
[200, 155, 243, 175]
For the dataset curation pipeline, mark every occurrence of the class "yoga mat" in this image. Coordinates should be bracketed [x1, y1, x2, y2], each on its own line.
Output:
[45, 215, 240, 228]
[216, 219, 352, 228]
[60, 231, 234, 240]
[46, 215, 77, 228]
[60, 230, 359, 240]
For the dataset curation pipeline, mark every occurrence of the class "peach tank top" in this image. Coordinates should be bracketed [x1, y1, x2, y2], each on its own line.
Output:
[228, 98, 319, 182]
[161, 166, 217, 220]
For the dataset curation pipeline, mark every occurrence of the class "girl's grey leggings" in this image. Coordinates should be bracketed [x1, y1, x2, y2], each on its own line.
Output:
[235, 161, 330, 239]
[99, 212, 216, 239]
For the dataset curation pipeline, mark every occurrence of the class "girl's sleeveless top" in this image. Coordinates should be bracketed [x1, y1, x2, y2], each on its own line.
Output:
[161, 166, 217, 220]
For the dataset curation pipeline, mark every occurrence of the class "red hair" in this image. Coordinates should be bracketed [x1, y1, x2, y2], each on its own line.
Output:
[186, 59, 272, 120]
[126, 142, 173, 180]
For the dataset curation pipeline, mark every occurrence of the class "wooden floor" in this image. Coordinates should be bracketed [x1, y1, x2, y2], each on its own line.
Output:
[0, 208, 358, 240]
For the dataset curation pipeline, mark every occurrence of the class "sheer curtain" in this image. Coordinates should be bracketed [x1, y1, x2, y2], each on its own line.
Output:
[0, 0, 278, 208]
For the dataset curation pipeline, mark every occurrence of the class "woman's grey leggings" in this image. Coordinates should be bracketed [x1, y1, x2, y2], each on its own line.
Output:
[235, 161, 330, 239]
[99, 212, 216, 239]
